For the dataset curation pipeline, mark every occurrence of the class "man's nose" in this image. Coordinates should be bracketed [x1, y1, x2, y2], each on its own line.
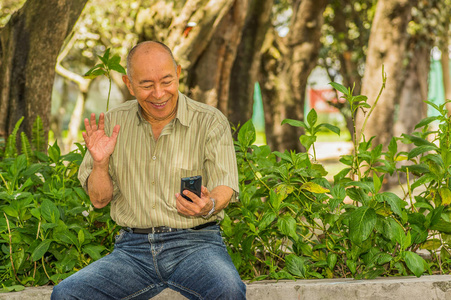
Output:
[152, 84, 164, 99]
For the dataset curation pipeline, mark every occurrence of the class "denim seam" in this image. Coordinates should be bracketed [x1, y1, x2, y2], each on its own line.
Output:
[120, 282, 162, 300]
[168, 280, 203, 300]
[150, 237, 166, 283]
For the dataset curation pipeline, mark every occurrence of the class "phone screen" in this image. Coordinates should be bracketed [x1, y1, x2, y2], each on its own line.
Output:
[180, 176, 202, 202]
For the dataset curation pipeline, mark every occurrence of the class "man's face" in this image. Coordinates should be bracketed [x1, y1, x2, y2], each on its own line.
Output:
[124, 45, 181, 122]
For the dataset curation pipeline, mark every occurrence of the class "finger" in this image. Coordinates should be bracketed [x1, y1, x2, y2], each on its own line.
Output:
[83, 118, 92, 135]
[183, 190, 200, 203]
[90, 113, 97, 130]
[176, 194, 196, 215]
[201, 186, 209, 198]
[82, 131, 88, 145]
[98, 113, 105, 131]
[110, 125, 121, 140]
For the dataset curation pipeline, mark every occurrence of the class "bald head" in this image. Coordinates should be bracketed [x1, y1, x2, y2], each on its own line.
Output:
[126, 41, 177, 78]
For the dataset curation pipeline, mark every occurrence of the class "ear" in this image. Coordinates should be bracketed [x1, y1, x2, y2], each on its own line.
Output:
[176, 65, 181, 79]
[122, 75, 135, 96]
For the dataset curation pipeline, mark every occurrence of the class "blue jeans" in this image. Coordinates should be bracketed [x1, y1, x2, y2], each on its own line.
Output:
[51, 224, 246, 299]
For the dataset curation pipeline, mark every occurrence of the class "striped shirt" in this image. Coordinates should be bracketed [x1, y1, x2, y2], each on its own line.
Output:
[78, 91, 239, 228]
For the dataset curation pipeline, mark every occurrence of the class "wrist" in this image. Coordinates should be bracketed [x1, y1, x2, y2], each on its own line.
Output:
[202, 197, 216, 219]
[92, 159, 110, 170]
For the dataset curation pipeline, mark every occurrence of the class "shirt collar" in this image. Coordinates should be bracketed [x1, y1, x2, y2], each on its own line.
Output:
[174, 91, 190, 127]
[135, 91, 191, 127]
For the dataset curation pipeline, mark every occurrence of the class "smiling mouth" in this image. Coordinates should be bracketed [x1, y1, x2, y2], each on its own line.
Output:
[149, 100, 168, 107]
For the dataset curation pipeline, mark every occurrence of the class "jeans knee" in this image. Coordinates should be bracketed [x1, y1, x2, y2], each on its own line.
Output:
[51, 284, 66, 300]
[216, 277, 246, 299]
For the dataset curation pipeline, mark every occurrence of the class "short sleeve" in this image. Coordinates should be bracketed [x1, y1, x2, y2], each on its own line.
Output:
[204, 119, 239, 202]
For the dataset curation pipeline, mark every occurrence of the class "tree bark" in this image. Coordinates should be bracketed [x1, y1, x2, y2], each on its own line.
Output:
[186, 0, 249, 115]
[394, 46, 430, 141]
[227, 0, 273, 128]
[0, 0, 88, 148]
[135, 0, 240, 114]
[358, 0, 416, 149]
[262, 0, 328, 152]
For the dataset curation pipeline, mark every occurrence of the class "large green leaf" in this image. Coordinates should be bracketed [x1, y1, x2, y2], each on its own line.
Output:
[378, 192, 407, 218]
[414, 116, 438, 129]
[277, 214, 297, 241]
[349, 206, 377, 244]
[83, 244, 106, 261]
[299, 135, 316, 150]
[281, 119, 307, 129]
[329, 82, 349, 96]
[41, 199, 60, 223]
[285, 254, 306, 278]
[438, 187, 451, 206]
[431, 219, 451, 234]
[403, 251, 426, 277]
[31, 239, 52, 261]
[306, 109, 318, 127]
[317, 123, 340, 135]
[300, 182, 329, 194]
[54, 229, 78, 246]
[237, 120, 256, 149]
[2, 206, 19, 218]
[259, 211, 276, 231]
[401, 134, 437, 147]
[407, 145, 438, 160]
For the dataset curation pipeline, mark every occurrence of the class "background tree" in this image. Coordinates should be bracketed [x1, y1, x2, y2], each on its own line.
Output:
[135, 0, 247, 117]
[260, 0, 328, 152]
[0, 0, 88, 148]
[228, 0, 274, 129]
[319, 0, 376, 137]
[394, 0, 446, 139]
[51, 0, 138, 151]
[357, 0, 418, 148]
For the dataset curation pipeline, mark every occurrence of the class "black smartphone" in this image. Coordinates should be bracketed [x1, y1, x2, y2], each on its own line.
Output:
[180, 176, 202, 202]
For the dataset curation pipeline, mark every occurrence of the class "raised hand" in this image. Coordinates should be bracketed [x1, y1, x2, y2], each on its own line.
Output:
[82, 113, 120, 164]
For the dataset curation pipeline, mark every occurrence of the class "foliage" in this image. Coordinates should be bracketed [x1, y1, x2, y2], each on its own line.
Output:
[84, 48, 126, 111]
[222, 82, 451, 281]
[0, 118, 118, 291]
[2, 83, 451, 291]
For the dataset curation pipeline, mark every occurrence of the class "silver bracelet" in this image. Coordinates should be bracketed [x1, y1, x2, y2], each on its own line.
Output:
[202, 198, 216, 219]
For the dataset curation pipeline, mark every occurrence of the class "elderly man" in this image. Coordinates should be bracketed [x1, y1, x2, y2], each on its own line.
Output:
[51, 41, 246, 300]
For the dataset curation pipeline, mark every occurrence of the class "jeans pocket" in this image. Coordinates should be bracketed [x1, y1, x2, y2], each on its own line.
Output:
[114, 229, 127, 244]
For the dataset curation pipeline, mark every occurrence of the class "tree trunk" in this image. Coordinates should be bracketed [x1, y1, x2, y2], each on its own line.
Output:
[358, 0, 416, 149]
[227, 0, 273, 128]
[186, 0, 249, 115]
[55, 45, 92, 152]
[259, 31, 285, 151]
[394, 46, 429, 139]
[0, 0, 88, 148]
[262, 0, 328, 152]
[65, 89, 90, 152]
[135, 0, 239, 114]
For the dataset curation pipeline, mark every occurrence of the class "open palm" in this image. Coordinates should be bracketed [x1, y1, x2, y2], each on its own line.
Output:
[82, 113, 120, 164]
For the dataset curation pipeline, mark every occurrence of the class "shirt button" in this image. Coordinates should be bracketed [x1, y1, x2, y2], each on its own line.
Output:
[152, 156, 156, 160]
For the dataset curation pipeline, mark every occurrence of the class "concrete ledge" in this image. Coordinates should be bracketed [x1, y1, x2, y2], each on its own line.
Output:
[1, 275, 450, 300]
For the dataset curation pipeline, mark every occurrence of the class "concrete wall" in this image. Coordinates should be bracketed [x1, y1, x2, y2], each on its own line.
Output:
[1, 275, 451, 300]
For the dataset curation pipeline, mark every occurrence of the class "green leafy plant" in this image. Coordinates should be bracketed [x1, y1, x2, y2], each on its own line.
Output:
[0, 118, 119, 291]
[2, 79, 451, 291]
[84, 48, 126, 111]
[222, 78, 450, 281]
